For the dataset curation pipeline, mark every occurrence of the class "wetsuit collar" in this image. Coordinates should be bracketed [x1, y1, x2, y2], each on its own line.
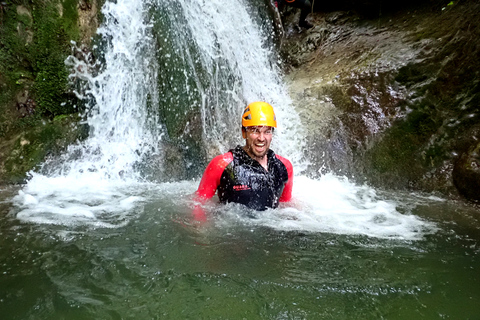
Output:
[232, 145, 275, 169]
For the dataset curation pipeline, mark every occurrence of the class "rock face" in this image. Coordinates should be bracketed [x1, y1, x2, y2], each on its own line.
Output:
[280, 0, 480, 201]
[454, 141, 480, 202]
[0, 0, 100, 184]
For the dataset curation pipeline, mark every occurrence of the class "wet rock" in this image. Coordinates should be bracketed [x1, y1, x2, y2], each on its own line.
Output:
[16, 98, 36, 118]
[284, 0, 480, 198]
[1, 114, 88, 184]
[77, 0, 99, 45]
[16, 5, 31, 19]
[79, 0, 92, 11]
[453, 142, 480, 201]
[15, 89, 36, 118]
[0, 0, 101, 184]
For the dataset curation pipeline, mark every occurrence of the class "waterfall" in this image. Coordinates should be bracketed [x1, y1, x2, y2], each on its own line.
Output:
[54, 0, 162, 181]
[63, 0, 305, 178]
[12, 0, 163, 227]
[174, 0, 305, 166]
[12, 0, 437, 239]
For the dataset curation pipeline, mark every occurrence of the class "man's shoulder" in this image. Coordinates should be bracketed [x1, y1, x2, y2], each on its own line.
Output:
[210, 151, 234, 166]
[203, 151, 234, 178]
[229, 145, 246, 157]
[274, 154, 293, 171]
[274, 153, 290, 162]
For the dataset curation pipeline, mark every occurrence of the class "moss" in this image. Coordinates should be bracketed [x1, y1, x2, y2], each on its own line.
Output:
[53, 114, 70, 122]
[0, 0, 96, 183]
[31, 0, 80, 117]
[3, 114, 87, 183]
[0, 0, 82, 124]
[62, 0, 81, 39]
[16, 15, 32, 29]
[363, 108, 440, 188]
[0, 4, 33, 106]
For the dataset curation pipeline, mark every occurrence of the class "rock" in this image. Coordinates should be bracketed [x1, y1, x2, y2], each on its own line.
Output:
[77, 0, 99, 45]
[453, 141, 480, 201]
[283, 0, 480, 198]
[16, 98, 36, 118]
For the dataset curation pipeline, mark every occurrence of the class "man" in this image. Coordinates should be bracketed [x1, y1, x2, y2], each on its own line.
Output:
[195, 101, 293, 214]
[275, 0, 314, 29]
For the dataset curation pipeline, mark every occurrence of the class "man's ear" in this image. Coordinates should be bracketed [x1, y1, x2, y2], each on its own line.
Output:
[242, 127, 247, 139]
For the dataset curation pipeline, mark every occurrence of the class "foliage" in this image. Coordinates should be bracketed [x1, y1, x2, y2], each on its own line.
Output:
[0, 0, 90, 183]
[0, 0, 80, 124]
[31, 0, 79, 117]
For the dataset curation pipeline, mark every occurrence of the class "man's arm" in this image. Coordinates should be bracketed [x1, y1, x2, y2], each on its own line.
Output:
[193, 152, 233, 222]
[196, 152, 233, 200]
[276, 155, 293, 202]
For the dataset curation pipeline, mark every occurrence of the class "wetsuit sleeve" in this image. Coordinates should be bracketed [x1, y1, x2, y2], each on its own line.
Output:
[276, 155, 293, 202]
[196, 152, 234, 200]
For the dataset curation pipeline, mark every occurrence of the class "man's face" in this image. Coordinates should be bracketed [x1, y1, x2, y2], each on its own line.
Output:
[242, 126, 274, 159]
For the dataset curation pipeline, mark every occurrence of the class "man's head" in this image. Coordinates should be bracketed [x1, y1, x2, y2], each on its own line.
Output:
[241, 102, 276, 159]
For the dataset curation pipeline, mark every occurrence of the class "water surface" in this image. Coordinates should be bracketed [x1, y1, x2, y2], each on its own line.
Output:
[1, 178, 479, 319]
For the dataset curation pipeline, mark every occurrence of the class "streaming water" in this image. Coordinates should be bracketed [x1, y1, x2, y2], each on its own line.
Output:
[1, 0, 479, 318]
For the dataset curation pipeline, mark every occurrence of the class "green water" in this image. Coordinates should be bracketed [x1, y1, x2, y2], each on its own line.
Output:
[1, 186, 479, 319]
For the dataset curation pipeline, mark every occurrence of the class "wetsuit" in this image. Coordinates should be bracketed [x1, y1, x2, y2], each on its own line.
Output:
[196, 146, 293, 210]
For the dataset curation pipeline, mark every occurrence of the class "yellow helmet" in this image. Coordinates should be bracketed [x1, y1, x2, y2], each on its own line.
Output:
[242, 101, 277, 128]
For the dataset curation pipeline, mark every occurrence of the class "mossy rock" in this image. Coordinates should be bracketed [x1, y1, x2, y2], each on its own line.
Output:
[1, 115, 88, 184]
[0, 0, 101, 183]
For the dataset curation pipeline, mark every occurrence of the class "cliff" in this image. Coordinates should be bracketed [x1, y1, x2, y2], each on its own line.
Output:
[0, 0, 99, 183]
[279, 0, 480, 201]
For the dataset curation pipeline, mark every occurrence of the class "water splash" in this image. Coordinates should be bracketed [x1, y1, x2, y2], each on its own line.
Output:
[13, 0, 162, 226]
[206, 174, 439, 240]
[173, 0, 306, 167]
[58, 0, 162, 181]
[11, 0, 437, 240]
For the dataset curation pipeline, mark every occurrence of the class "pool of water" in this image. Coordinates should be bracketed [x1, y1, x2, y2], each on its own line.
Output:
[1, 176, 479, 319]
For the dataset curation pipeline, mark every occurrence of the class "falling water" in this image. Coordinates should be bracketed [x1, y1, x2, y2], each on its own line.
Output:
[11, 0, 437, 239]
[4, 2, 480, 318]
[173, 0, 305, 163]
[57, 0, 162, 181]
[13, 0, 162, 227]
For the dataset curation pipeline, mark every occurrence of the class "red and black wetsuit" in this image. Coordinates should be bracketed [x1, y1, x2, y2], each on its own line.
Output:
[196, 146, 293, 210]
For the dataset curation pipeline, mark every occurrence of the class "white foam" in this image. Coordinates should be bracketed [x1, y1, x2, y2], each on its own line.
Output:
[12, 171, 437, 240]
[13, 173, 146, 228]
[10, 0, 438, 242]
[214, 174, 438, 240]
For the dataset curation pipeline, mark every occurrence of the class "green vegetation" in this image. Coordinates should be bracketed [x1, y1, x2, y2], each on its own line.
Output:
[0, 0, 80, 124]
[3, 114, 87, 183]
[31, 0, 79, 116]
[442, 1, 455, 11]
[0, 0, 93, 183]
